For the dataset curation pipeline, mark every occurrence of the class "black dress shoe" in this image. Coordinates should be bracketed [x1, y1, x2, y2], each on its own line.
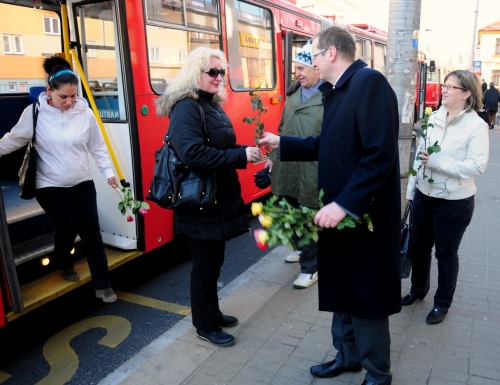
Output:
[196, 329, 235, 347]
[310, 359, 362, 378]
[426, 308, 447, 324]
[217, 312, 238, 327]
[361, 380, 392, 385]
[401, 292, 426, 306]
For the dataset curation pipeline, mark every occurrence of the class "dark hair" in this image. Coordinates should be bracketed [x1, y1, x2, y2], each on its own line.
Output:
[43, 56, 78, 90]
[314, 26, 356, 62]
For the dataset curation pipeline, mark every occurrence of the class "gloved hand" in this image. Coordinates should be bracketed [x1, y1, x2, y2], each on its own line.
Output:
[254, 167, 271, 189]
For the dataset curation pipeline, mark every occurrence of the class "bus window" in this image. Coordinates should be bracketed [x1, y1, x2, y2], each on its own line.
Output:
[145, 0, 219, 32]
[144, 0, 221, 94]
[355, 38, 372, 68]
[225, 0, 274, 90]
[374, 42, 386, 74]
[427, 71, 437, 82]
[75, 2, 126, 122]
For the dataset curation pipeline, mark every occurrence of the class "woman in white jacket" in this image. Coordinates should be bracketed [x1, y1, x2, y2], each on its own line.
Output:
[0, 56, 119, 303]
[402, 70, 489, 324]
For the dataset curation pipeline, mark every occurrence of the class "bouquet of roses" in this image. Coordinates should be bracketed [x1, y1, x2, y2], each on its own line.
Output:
[252, 191, 373, 251]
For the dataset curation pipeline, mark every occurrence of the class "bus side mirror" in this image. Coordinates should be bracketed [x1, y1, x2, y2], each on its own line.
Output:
[429, 60, 436, 73]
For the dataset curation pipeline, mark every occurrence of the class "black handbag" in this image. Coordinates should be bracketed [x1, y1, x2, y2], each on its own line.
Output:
[400, 201, 412, 279]
[146, 104, 217, 210]
[18, 102, 39, 200]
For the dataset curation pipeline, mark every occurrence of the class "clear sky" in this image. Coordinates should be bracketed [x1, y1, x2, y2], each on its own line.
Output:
[353, 0, 500, 69]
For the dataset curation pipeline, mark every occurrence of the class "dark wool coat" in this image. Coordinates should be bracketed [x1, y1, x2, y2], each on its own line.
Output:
[165, 90, 250, 242]
[483, 86, 500, 112]
[281, 60, 402, 319]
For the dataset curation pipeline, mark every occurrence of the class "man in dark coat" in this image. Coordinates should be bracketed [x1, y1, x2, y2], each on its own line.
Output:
[482, 79, 487, 93]
[259, 26, 401, 385]
[483, 82, 500, 129]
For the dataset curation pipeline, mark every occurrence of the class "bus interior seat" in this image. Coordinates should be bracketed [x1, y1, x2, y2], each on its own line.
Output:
[102, 82, 118, 91]
[29, 86, 47, 104]
[88, 80, 102, 92]
[0, 95, 30, 138]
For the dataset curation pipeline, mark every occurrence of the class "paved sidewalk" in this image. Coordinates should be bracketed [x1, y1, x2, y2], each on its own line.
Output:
[101, 130, 500, 385]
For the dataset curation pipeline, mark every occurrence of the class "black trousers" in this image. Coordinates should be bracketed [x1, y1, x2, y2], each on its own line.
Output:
[188, 237, 225, 332]
[35, 180, 112, 290]
[331, 312, 391, 384]
[284, 196, 318, 274]
[410, 190, 474, 310]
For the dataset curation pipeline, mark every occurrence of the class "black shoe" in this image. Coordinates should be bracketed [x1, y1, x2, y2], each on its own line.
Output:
[491, 124, 495, 129]
[361, 380, 392, 385]
[426, 308, 447, 324]
[310, 359, 362, 378]
[196, 329, 235, 347]
[217, 312, 238, 327]
[401, 292, 426, 306]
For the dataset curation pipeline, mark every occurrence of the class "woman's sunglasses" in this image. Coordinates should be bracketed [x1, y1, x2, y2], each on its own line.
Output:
[201, 68, 226, 78]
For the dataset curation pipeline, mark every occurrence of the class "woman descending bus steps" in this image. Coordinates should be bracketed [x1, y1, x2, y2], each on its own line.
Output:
[155, 47, 262, 347]
[0, 56, 119, 303]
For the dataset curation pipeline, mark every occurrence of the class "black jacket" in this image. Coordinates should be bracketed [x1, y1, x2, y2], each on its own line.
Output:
[483, 86, 500, 112]
[280, 60, 401, 319]
[167, 90, 250, 242]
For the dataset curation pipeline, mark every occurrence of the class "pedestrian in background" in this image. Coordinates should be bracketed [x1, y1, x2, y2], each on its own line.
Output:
[481, 79, 487, 94]
[259, 26, 401, 385]
[155, 47, 261, 347]
[0, 56, 119, 303]
[483, 81, 500, 129]
[265, 42, 323, 289]
[404, 70, 489, 325]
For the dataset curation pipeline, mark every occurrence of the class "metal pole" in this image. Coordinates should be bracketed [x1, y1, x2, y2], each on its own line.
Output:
[386, 0, 422, 216]
[471, 0, 479, 69]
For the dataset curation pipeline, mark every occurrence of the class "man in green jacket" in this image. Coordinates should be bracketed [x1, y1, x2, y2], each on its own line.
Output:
[265, 42, 324, 289]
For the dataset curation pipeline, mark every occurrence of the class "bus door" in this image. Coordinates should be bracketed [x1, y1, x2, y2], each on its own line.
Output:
[70, 0, 139, 250]
[282, 32, 310, 90]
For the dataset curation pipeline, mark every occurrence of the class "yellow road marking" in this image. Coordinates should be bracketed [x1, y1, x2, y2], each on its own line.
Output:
[36, 315, 130, 385]
[0, 371, 11, 383]
[115, 290, 191, 315]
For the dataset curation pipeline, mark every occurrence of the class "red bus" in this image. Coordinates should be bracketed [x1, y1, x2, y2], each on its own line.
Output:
[0, 0, 399, 328]
[0, 0, 337, 327]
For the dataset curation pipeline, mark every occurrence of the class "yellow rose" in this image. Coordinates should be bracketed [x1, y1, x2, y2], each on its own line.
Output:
[251, 202, 263, 216]
[259, 214, 273, 228]
[257, 230, 269, 244]
[425, 107, 433, 116]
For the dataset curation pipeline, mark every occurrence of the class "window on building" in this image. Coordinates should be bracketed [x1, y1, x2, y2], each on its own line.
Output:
[44, 16, 60, 35]
[8, 84, 16, 93]
[149, 47, 161, 62]
[3, 34, 23, 54]
[179, 49, 187, 63]
[492, 70, 500, 87]
[496, 38, 500, 55]
[86, 41, 96, 58]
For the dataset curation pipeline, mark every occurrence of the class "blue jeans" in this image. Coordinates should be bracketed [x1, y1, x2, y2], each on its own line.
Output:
[35, 180, 112, 290]
[410, 189, 474, 310]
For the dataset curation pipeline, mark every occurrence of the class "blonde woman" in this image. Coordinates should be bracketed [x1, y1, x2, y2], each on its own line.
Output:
[404, 70, 489, 325]
[156, 47, 261, 346]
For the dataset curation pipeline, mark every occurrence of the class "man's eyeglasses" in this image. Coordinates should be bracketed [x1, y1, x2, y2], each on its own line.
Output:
[441, 84, 466, 91]
[201, 68, 226, 78]
[311, 48, 327, 59]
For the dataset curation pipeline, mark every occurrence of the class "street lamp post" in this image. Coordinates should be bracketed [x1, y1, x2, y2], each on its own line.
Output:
[471, 0, 479, 70]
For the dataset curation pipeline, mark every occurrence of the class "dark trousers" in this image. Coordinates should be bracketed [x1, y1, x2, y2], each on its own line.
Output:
[284, 196, 318, 274]
[35, 180, 111, 289]
[410, 189, 474, 310]
[188, 238, 225, 332]
[332, 312, 391, 384]
[487, 110, 497, 125]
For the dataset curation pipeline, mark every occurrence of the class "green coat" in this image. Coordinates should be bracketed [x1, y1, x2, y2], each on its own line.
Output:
[270, 85, 323, 208]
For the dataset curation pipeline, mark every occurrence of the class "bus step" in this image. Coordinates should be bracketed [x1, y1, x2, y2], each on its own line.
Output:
[6, 207, 44, 225]
[13, 234, 81, 266]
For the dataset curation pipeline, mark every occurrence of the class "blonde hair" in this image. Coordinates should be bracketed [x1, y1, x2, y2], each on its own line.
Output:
[166, 47, 227, 98]
[444, 70, 483, 112]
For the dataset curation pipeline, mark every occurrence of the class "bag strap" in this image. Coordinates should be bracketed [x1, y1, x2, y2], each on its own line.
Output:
[32, 102, 40, 145]
[401, 201, 412, 225]
[164, 101, 208, 144]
